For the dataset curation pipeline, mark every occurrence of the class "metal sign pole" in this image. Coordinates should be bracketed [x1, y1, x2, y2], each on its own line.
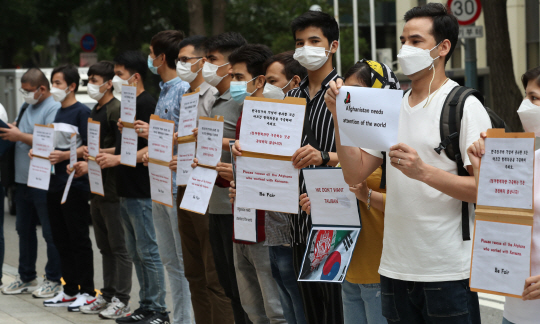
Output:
[464, 22, 478, 90]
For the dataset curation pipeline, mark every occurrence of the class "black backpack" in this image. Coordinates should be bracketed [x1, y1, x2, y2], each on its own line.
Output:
[0, 103, 29, 188]
[380, 86, 509, 241]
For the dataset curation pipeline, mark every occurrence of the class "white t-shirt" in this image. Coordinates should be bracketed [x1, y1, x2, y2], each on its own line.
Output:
[363, 80, 492, 282]
[0, 103, 8, 123]
[503, 149, 540, 324]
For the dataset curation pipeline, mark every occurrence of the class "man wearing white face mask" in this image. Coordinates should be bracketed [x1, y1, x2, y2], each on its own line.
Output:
[0, 68, 62, 299]
[327, 3, 491, 323]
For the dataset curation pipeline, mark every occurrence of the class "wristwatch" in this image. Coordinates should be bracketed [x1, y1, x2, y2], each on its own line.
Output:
[320, 151, 330, 166]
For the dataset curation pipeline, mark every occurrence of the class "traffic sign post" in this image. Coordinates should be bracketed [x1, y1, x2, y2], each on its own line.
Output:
[80, 34, 97, 53]
[448, 0, 482, 90]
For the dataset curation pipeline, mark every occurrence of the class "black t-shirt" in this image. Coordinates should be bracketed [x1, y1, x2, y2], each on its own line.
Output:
[115, 91, 156, 198]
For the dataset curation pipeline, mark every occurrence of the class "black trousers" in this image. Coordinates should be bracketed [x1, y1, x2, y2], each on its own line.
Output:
[47, 188, 95, 296]
[293, 242, 344, 324]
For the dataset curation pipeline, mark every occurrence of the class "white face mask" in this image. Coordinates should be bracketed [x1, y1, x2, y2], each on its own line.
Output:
[397, 42, 441, 76]
[517, 99, 540, 136]
[22, 89, 42, 105]
[51, 86, 70, 102]
[176, 59, 202, 83]
[112, 74, 135, 95]
[202, 62, 229, 87]
[262, 78, 293, 100]
[293, 46, 330, 71]
[87, 82, 108, 101]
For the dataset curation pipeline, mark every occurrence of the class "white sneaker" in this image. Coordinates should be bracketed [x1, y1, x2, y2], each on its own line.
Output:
[99, 297, 131, 319]
[43, 292, 79, 307]
[80, 294, 107, 314]
[32, 278, 63, 298]
[68, 293, 97, 312]
[1, 277, 38, 295]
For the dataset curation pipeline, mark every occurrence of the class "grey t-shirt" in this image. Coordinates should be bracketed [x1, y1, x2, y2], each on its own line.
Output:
[208, 89, 242, 214]
[265, 211, 291, 246]
[15, 96, 60, 184]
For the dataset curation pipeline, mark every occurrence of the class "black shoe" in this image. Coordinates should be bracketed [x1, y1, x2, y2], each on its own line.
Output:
[139, 311, 170, 324]
[115, 308, 153, 323]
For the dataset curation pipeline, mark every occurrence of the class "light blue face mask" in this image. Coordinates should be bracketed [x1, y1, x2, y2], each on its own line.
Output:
[148, 55, 163, 75]
[230, 76, 258, 103]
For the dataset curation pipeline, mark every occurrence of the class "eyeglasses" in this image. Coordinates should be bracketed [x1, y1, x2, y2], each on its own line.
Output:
[19, 88, 39, 96]
[175, 57, 203, 66]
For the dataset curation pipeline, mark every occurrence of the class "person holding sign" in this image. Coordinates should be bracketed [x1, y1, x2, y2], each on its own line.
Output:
[326, 4, 492, 323]
[40, 64, 97, 312]
[467, 67, 540, 324]
[0, 68, 62, 299]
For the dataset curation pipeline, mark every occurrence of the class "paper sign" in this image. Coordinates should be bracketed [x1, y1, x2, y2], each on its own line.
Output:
[27, 157, 51, 190]
[470, 220, 532, 296]
[88, 160, 104, 196]
[69, 134, 77, 168]
[61, 171, 75, 204]
[240, 97, 306, 156]
[180, 166, 218, 215]
[196, 117, 224, 167]
[148, 162, 173, 207]
[120, 127, 138, 167]
[335, 86, 403, 151]
[148, 115, 175, 162]
[176, 141, 196, 186]
[477, 137, 535, 209]
[235, 155, 299, 213]
[233, 206, 257, 242]
[298, 226, 360, 283]
[303, 168, 361, 226]
[32, 125, 55, 158]
[121, 85, 137, 124]
[179, 90, 200, 137]
[87, 119, 101, 158]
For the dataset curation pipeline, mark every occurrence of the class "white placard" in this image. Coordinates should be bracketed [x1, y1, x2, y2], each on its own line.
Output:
[235, 156, 299, 213]
[180, 166, 218, 215]
[240, 98, 305, 156]
[335, 86, 402, 151]
[27, 157, 51, 190]
[234, 206, 257, 242]
[87, 121, 100, 158]
[148, 118, 175, 162]
[69, 134, 77, 168]
[477, 137, 535, 209]
[120, 85, 137, 124]
[32, 125, 55, 158]
[120, 127, 138, 166]
[148, 162, 173, 207]
[470, 220, 532, 296]
[61, 171, 75, 204]
[303, 168, 360, 226]
[88, 160, 104, 196]
[196, 118, 223, 166]
[176, 142, 196, 186]
[179, 91, 199, 137]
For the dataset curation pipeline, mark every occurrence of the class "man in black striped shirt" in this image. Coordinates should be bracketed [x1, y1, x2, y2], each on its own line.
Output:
[286, 11, 342, 324]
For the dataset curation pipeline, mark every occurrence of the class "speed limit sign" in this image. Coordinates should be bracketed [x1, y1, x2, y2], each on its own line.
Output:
[448, 0, 482, 26]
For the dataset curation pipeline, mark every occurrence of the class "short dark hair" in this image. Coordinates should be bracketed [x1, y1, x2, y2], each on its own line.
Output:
[204, 32, 247, 59]
[344, 61, 371, 87]
[264, 51, 308, 81]
[51, 64, 80, 92]
[150, 30, 186, 69]
[404, 3, 459, 64]
[522, 66, 540, 89]
[179, 35, 207, 56]
[291, 11, 340, 44]
[21, 68, 50, 90]
[114, 50, 147, 81]
[88, 61, 115, 82]
[229, 45, 273, 79]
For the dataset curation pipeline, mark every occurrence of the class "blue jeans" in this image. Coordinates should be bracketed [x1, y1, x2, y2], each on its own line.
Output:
[0, 185, 4, 282]
[342, 280, 387, 324]
[15, 184, 61, 282]
[269, 245, 307, 324]
[380, 276, 481, 324]
[119, 197, 166, 312]
[152, 197, 192, 324]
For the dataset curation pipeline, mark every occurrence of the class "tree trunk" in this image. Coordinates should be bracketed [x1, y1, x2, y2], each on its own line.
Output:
[482, 0, 523, 131]
[188, 0, 206, 36]
[58, 25, 70, 64]
[212, 0, 226, 36]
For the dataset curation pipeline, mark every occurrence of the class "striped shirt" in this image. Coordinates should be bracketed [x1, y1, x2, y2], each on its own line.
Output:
[285, 68, 340, 245]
